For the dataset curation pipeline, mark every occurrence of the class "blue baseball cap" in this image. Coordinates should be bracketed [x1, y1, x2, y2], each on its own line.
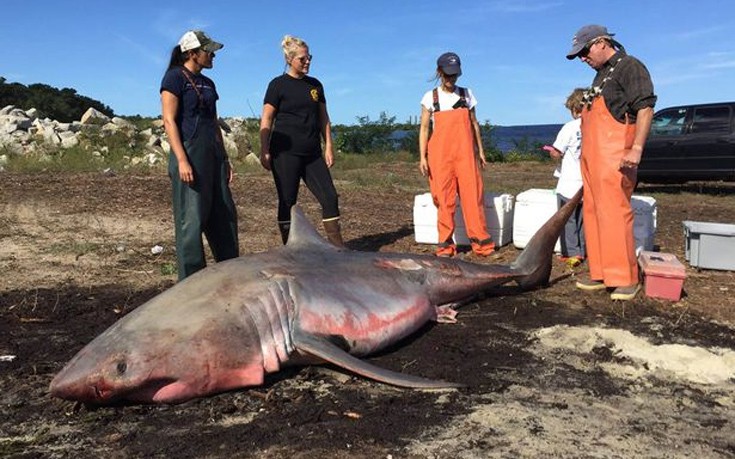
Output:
[437, 52, 462, 76]
[566, 25, 614, 59]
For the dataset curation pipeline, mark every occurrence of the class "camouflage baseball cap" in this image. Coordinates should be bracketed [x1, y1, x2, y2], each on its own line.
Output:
[178, 30, 224, 53]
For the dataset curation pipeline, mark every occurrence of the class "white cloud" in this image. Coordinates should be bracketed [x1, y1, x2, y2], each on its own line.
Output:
[488, 0, 563, 13]
[653, 71, 710, 86]
[116, 34, 164, 66]
[453, 0, 562, 26]
[333, 87, 354, 97]
[704, 60, 735, 69]
[669, 26, 727, 41]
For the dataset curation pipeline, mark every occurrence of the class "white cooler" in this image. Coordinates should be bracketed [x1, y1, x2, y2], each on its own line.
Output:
[512, 188, 657, 254]
[413, 192, 514, 247]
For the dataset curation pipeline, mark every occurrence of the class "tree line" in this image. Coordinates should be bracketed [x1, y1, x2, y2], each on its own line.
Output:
[0, 77, 114, 123]
[332, 111, 511, 160]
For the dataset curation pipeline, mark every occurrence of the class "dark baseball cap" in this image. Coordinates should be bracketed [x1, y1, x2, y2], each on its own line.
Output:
[566, 24, 614, 59]
[437, 52, 462, 76]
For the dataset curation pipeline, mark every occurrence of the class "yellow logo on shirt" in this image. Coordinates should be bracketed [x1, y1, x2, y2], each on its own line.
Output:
[310, 89, 319, 102]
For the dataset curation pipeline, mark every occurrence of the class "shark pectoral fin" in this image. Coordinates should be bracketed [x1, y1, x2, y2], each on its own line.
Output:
[292, 330, 463, 389]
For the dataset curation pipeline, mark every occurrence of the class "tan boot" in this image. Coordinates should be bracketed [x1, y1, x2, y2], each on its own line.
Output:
[323, 219, 345, 247]
[278, 222, 290, 245]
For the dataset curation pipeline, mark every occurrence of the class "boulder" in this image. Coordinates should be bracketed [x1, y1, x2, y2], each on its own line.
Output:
[59, 131, 80, 149]
[244, 152, 261, 165]
[222, 135, 238, 158]
[80, 107, 111, 125]
[111, 117, 135, 130]
[146, 135, 161, 147]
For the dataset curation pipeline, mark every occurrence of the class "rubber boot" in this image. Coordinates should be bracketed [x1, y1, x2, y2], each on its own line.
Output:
[278, 222, 290, 245]
[323, 219, 345, 247]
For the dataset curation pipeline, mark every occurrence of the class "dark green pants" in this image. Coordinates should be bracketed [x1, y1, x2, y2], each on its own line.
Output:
[168, 119, 239, 280]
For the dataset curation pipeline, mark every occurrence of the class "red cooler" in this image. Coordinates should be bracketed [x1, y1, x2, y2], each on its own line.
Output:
[638, 251, 686, 301]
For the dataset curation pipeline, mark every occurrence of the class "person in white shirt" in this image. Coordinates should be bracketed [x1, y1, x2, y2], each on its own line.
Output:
[543, 88, 586, 266]
[418, 52, 494, 258]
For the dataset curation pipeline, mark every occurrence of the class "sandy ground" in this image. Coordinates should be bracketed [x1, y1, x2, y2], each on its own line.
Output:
[1, 161, 734, 458]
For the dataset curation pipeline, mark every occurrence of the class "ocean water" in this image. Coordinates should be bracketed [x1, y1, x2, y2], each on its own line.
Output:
[385, 124, 564, 154]
[489, 124, 564, 153]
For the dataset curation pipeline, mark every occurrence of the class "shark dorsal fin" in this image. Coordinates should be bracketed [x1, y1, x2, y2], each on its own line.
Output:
[286, 205, 339, 250]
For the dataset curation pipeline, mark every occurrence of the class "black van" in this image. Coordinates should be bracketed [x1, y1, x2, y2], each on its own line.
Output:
[637, 101, 735, 183]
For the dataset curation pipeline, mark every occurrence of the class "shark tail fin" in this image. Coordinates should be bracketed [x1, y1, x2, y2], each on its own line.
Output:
[511, 188, 583, 289]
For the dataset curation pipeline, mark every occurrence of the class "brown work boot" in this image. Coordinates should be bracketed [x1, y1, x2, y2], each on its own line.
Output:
[610, 283, 641, 301]
[575, 275, 606, 291]
[323, 218, 345, 247]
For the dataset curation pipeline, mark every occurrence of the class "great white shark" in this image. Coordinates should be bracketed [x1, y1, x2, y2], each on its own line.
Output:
[50, 190, 581, 404]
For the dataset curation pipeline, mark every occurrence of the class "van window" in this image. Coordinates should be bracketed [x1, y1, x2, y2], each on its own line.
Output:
[650, 108, 687, 136]
[690, 106, 731, 134]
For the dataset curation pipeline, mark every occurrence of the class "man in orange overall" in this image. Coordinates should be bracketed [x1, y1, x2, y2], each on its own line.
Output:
[566, 25, 656, 300]
[418, 52, 495, 258]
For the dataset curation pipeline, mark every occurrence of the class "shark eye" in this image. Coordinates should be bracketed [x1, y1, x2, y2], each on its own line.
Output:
[116, 361, 127, 375]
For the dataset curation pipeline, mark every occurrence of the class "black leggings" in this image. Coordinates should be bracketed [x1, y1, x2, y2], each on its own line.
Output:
[271, 153, 340, 223]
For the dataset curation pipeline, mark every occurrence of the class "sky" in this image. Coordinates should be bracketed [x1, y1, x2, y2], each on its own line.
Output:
[3, 1, 735, 126]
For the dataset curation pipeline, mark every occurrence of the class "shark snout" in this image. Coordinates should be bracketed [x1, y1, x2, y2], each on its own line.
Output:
[49, 371, 101, 403]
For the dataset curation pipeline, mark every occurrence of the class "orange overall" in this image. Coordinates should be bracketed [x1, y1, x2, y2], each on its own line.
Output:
[580, 96, 638, 286]
[428, 105, 494, 256]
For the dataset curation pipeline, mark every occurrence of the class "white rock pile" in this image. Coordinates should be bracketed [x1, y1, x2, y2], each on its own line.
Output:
[0, 105, 254, 168]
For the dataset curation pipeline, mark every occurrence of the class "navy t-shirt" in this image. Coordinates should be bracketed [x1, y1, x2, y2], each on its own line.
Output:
[263, 74, 326, 156]
[160, 67, 219, 142]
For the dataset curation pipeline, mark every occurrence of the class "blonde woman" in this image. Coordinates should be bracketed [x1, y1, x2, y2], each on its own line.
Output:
[259, 35, 343, 246]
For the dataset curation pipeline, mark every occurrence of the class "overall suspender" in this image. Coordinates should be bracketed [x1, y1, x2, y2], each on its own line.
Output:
[180, 68, 204, 110]
[432, 87, 468, 112]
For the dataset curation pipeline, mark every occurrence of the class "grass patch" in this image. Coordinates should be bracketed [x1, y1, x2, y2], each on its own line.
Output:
[45, 241, 104, 257]
[331, 151, 425, 190]
[160, 262, 177, 276]
[331, 151, 415, 171]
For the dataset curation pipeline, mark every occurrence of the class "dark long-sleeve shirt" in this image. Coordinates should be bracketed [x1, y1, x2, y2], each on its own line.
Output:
[594, 50, 657, 123]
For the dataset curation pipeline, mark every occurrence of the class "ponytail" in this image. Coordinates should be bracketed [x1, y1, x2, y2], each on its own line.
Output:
[167, 45, 187, 70]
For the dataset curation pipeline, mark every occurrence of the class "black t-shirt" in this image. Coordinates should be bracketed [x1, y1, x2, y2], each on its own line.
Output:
[160, 67, 219, 142]
[263, 74, 326, 156]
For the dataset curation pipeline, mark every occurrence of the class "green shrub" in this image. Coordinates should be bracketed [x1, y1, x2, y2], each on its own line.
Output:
[502, 136, 551, 163]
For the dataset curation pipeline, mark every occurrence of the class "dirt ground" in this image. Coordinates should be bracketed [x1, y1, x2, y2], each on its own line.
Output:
[1, 161, 734, 458]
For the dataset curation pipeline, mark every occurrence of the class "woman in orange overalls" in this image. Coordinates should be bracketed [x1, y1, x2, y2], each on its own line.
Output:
[418, 52, 495, 258]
